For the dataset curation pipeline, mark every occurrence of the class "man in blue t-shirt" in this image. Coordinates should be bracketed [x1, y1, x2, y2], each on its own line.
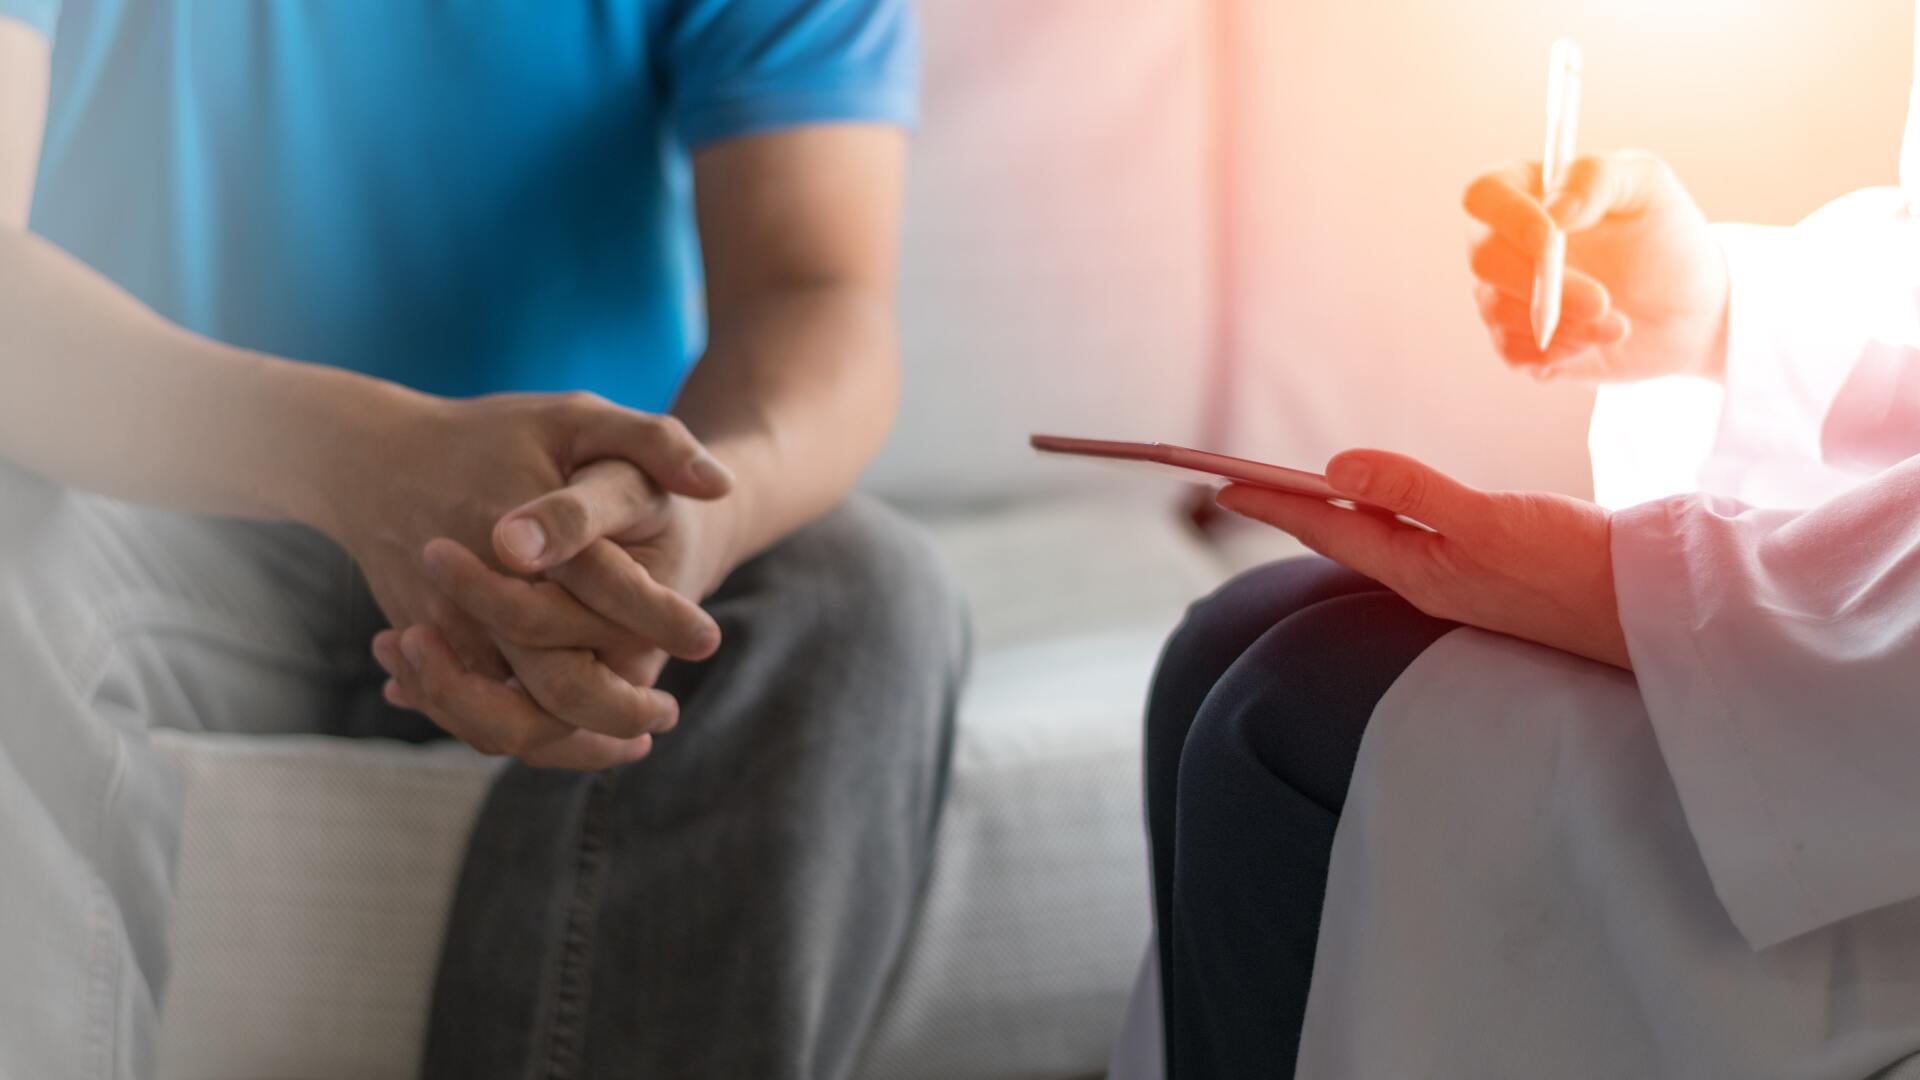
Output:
[0, 4, 963, 1077]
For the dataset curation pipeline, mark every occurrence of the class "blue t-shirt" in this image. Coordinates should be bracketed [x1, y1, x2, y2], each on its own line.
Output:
[1, 0, 916, 411]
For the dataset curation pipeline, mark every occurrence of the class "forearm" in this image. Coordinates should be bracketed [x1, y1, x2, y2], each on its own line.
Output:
[0, 225, 413, 526]
[673, 282, 898, 567]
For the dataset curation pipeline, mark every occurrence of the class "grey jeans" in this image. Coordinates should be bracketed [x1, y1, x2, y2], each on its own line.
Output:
[0, 454, 966, 1080]
[423, 500, 969, 1080]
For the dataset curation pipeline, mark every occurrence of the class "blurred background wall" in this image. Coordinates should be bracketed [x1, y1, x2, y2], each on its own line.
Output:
[1225, 0, 1915, 496]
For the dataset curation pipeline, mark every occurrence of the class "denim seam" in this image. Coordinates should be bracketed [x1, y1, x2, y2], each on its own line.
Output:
[538, 774, 614, 1080]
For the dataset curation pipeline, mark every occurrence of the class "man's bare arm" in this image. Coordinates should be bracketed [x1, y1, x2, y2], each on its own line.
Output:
[676, 124, 908, 567]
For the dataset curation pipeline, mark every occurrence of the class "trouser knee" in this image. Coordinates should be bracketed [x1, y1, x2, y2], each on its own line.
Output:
[1147, 557, 1376, 783]
[749, 498, 969, 736]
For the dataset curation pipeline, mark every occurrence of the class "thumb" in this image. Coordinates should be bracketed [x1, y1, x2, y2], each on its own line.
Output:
[1544, 151, 1667, 233]
[493, 460, 660, 574]
[1325, 450, 1488, 534]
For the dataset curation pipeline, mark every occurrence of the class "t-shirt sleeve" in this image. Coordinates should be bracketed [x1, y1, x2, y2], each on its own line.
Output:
[659, 0, 918, 149]
[0, 0, 59, 39]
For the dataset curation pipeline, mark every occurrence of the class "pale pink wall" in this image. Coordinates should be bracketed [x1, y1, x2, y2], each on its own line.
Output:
[1224, 0, 1913, 496]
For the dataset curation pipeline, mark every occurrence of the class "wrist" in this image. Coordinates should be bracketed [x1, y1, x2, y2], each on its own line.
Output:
[684, 477, 756, 595]
[700, 429, 782, 567]
[259, 360, 441, 540]
[680, 421, 866, 578]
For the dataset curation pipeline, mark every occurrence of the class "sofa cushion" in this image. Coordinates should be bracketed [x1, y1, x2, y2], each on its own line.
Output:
[153, 735, 494, 1080]
[859, 0, 1219, 508]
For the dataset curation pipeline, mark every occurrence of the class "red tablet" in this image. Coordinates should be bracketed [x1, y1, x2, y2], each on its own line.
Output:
[1029, 434, 1381, 510]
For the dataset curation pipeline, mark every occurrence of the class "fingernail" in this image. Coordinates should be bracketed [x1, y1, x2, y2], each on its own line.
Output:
[500, 518, 547, 564]
[688, 455, 731, 491]
[1334, 462, 1372, 495]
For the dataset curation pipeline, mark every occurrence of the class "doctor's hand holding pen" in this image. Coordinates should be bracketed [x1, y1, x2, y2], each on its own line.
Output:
[1214, 154, 1727, 672]
[1463, 150, 1730, 384]
[1217, 66, 1736, 670]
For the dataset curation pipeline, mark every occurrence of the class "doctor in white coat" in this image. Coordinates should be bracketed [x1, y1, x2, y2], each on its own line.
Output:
[1122, 14, 1920, 1080]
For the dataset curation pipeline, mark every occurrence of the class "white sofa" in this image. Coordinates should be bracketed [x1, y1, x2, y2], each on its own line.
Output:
[150, 1, 1904, 1076]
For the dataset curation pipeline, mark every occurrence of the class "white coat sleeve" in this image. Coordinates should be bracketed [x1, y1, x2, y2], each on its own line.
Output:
[1612, 450, 1920, 949]
[1604, 186, 1920, 949]
[1590, 192, 1920, 510]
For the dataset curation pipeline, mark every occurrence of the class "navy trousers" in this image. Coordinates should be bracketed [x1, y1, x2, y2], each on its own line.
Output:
[1145, 556, 1458, 1079]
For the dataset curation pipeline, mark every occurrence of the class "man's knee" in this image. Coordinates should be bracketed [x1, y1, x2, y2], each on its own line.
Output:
[731, 499, 967, 826]
[770, 497, 970, 675]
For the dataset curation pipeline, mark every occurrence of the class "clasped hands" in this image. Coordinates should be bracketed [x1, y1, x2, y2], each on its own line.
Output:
[328, 391, 743, 771]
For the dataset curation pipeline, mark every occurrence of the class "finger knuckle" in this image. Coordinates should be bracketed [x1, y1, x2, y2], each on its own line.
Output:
[1467, 240, 1497, 277]
[422, 595, 455, 626]
[649, 414, 693, 449]
[1461, 174, 1494, 210]
[541, 671, 590, 715]
[544, 493, 591, 542]
[622, 682, 673, 727]
[498, 727, 540, 760]
[507, 603, 555, 642]
[411, 663, 448, 702]
[465, 730, 507, 756]
[1381, 470, 1426, 511]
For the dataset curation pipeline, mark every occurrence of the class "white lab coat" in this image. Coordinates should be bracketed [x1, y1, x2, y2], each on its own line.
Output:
[1113, 16, 1920, 1079]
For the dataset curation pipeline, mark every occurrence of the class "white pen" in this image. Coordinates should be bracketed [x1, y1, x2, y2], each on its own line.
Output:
[1531, 38, 1583, 353]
